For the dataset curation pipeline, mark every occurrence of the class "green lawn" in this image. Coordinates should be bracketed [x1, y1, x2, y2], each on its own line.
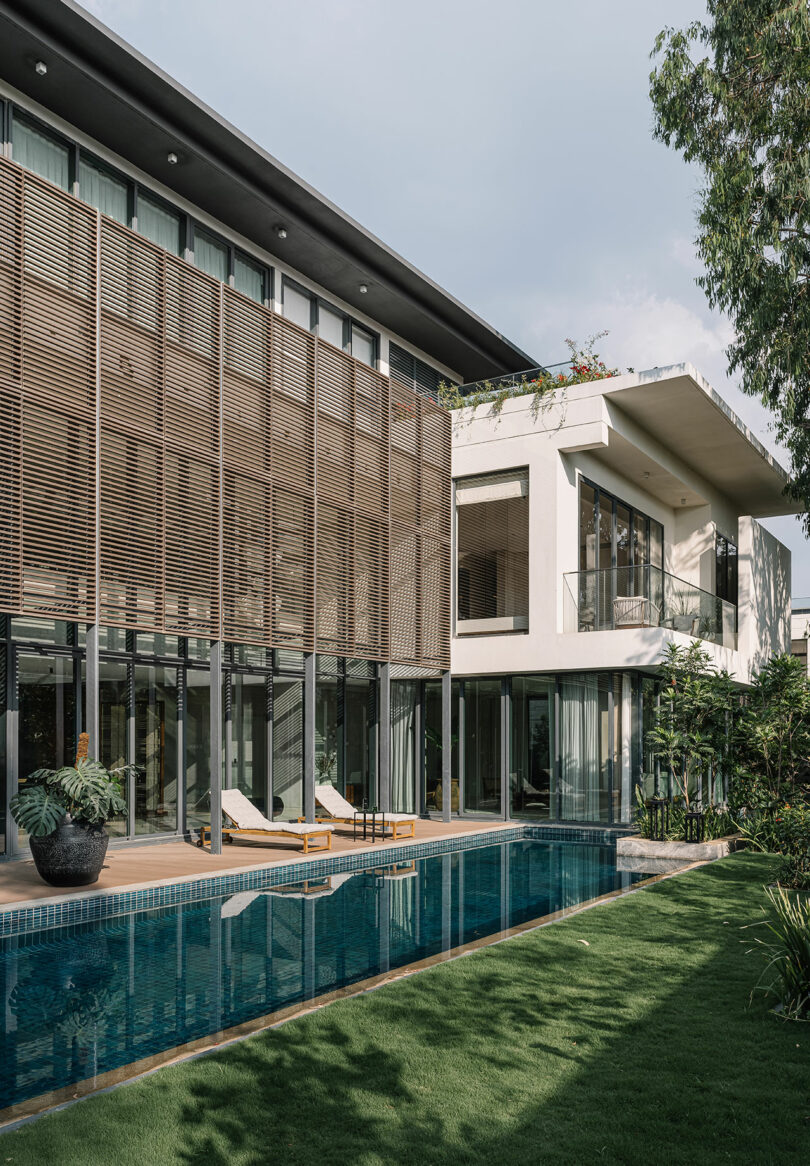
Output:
[3, 853, 808, 1165]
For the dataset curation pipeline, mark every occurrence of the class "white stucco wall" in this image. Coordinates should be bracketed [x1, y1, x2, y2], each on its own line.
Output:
[450, 370, 793, 686]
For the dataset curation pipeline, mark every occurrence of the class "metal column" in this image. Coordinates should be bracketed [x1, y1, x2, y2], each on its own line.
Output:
[501, 677, 510, 820]
[303, 652, 316, 822]
[85, 624, 100, 758]
[441, 669, 452, 822]
[378, 662, 391, 812]
[209, 640, 223, 854]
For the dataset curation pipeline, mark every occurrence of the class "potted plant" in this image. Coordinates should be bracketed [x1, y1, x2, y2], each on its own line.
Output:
[10, 732, 129, 887]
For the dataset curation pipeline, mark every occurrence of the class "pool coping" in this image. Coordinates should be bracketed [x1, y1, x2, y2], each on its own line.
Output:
[0, 823, 624, 938]
[0, 856, 704, 1133]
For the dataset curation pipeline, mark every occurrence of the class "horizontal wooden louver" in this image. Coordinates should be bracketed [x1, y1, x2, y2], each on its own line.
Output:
[0, 155, 451, 667]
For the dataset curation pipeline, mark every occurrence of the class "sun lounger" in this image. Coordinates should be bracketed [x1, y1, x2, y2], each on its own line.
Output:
[312, 784, 417, 840]
[197, 788, 333, 853]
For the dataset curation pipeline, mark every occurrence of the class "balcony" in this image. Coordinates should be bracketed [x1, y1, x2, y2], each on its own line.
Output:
[563, 565, 737, 650]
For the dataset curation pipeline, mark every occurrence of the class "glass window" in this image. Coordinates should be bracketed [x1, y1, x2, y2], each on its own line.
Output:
[99, 659, 129, 838]
[185, 668, 211, 832]
[17, 652, 79, 848]
[194, 226, 229, 282]
[272, 678, 303, 820]
[579, 482, 596, 571]
[511, 676, 554, 819]
[391, 680, 418, 813]
[233, 252, 264, 303]
[78, 156, 128, 224]
[133, 664, 178, 834]
[351, 325, 375, 367]
[315, 675, 340, 788]
[423, 679, 459, 814]
[283, 283, 312, 330]
[598, 491, 613, 570]
[715, 533, 738, 607]
[559, 674, 611, 822]
[456, 471, 529, 630]
[137, 191, 181, 255]
[650, 521, 663, 567]
[463, 679, 501, 814]
[231, 673, 268, 816]
[346, 673, 375, 808]
[318, 303, 345, 348]
[12, 114, 70, 190]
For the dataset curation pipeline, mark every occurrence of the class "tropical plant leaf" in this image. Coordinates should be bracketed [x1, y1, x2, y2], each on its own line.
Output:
[9, 785, 66, 838]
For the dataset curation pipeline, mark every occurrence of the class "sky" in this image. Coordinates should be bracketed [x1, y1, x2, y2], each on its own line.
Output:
[79, 0, 810, 592]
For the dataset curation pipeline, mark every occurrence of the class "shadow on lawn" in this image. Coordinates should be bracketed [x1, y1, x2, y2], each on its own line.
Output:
[167, 857, 808, 1165]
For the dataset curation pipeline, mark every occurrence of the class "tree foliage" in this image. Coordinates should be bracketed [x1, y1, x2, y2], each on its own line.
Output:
[647, 641, 736, 808]
[736, 652, 810, 800]
[650, 2, 810, 522]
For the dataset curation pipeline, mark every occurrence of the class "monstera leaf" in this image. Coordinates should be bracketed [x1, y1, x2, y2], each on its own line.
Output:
[9, 784, 66, 838]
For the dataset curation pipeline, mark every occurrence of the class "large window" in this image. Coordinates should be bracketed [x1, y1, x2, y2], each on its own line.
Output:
[463, 678, 501, 814]
[282, 278, 378, 367]
[715, 532, 738, 607]
[78, 155, 128, 224]
[456, 470, 529, 634]
[389, 341, 446, 402]
[11, 113, 70, 190]
[137, 191, 182, 255]
[511, 676, 554, 819]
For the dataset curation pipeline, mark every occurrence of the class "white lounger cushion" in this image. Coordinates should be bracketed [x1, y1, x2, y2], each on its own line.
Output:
[314, 783, 416, 823]
[222, 788, 333, 834]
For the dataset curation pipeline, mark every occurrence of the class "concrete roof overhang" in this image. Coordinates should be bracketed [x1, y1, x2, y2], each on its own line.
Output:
[0, 0, 535, 382]
[591, 364, 799, 518]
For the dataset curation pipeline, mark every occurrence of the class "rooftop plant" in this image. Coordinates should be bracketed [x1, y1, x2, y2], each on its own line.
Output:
[438, 332, 622, 418]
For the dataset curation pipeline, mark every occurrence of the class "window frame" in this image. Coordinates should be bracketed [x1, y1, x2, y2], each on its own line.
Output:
[10, 104, 76, 192]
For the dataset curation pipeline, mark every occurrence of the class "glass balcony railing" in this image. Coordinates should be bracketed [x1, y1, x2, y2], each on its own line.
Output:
[562, 565, 737, 649]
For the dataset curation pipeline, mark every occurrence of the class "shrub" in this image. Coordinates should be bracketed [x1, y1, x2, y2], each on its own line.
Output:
[774, 805, 810, 891]
[634, 791, 734, 841]
[749, 885, 810, 1022]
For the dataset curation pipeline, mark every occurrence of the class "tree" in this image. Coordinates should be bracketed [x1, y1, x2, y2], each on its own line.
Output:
[736, 652, 810, 799]
[647, 641, 736, 807]
[650, 2, 810, 523]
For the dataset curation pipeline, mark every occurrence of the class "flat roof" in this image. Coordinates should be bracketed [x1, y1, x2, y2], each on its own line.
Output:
[599, 364, 798, 517]
[0, 0, 535, 381]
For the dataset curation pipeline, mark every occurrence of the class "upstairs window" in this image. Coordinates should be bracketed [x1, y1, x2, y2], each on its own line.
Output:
[715, 533, 738, 607]
[389, 341, 445, 402]
[12, 113, 70, 191]
[456, 470, 529, 634]
[194, 226, 228, 283]
[78, 155, 128, 224]
[137, 191, 182, 255]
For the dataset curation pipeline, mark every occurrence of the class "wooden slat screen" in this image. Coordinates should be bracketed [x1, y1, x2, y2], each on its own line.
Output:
[0, 156, 451, 667]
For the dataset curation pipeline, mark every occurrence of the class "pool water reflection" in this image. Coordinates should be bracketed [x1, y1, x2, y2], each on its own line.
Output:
[0, 838, 657, 1114]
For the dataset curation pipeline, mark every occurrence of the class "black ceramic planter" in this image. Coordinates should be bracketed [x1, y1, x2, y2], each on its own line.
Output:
[29, 819, 109, 887]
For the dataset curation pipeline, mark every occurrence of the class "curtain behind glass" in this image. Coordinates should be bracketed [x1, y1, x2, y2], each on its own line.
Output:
[12, 118, 69, 190]
[79, 158, 128, 223]
[195, 228, 228, 282]
[234, 253, 264, 303]
[138, 193, 181, 254]
[391, 681, 417, 813]
[560, 677, 601, 821]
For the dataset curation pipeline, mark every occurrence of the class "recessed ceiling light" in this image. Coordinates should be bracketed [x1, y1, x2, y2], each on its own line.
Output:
[275, 226, 287, 240]
[167, 152, 178, 165]
[359, 283, 368, 294]
[34, 60, 47, 76]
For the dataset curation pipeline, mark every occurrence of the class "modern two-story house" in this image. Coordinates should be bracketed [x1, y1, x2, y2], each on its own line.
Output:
[0, 0, 798, 860]
[430, 365, 794, 827]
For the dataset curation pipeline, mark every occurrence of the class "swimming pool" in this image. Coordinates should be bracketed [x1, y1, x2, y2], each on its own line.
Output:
[0, 833, 666, 1119]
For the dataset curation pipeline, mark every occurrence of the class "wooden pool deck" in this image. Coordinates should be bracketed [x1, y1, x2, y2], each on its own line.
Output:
[0, 818, 507, 909]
